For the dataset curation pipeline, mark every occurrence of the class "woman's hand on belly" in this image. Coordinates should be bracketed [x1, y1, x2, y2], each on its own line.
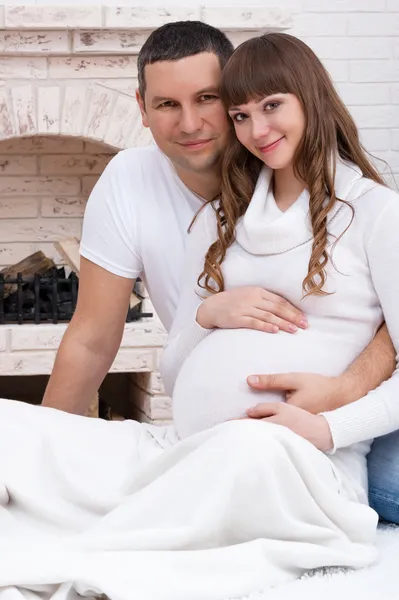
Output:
[245, 402, 334, 452]
[197, 286, 307, 334]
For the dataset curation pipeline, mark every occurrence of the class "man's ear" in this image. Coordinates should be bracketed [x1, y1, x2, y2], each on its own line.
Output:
[136, 90, 149, 128]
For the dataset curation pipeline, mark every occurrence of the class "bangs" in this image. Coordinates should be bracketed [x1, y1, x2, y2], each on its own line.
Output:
[220, 35, 296, 109]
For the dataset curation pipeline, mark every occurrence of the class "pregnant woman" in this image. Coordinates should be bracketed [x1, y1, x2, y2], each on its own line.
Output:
[1, 32, 399, 600]
[160, 29, 399, 584]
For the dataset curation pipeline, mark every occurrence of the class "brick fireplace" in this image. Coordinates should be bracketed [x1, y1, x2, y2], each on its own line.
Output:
[0, 4, 290, 422]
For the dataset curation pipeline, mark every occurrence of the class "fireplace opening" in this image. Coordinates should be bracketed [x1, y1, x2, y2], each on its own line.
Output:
[0, 372, 139, 421]
[0, 261, 151, 325]
[0, 135, 154, 324]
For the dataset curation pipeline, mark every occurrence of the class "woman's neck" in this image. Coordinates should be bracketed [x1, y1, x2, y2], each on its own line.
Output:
[273, 166, 305, 212]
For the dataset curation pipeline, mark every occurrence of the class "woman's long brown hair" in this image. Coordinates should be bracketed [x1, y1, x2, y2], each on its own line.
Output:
[198, 33, 385, 297]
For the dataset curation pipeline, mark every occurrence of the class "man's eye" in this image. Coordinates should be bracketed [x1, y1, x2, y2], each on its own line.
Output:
[158, 101, 176, 108]
[199, 95, 218, 102]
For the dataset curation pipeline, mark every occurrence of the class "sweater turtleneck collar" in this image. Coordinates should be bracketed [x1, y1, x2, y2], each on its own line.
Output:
[235, 159, 374, 256]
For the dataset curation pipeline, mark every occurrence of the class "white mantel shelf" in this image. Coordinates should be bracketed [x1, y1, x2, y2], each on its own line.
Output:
[0, 5, 292, 32]
[0, 320, 167, 376]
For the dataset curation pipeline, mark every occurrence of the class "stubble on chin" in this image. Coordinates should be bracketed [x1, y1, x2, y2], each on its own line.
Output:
[178, 148, 223, 174]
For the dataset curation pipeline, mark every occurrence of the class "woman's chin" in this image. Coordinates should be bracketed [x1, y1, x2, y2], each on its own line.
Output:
[260, 155, 292, 170]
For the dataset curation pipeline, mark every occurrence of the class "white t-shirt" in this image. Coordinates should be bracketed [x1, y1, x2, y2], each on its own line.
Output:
[80, 146, 203, 330]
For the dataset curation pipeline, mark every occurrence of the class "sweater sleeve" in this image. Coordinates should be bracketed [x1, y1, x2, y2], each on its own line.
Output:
[160, 204, 218, 396]
[322, 195, 399, 451]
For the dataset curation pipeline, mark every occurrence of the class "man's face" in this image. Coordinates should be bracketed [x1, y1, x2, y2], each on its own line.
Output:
[137, 52, 230, 176]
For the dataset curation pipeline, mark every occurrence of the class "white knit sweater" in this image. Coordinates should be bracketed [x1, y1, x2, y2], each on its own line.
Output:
[160, 160, 399, 499]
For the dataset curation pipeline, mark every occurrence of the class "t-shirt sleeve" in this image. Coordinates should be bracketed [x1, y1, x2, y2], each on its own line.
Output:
[322, 189, 399, 450]
[80, 152, 143, 279]
[160, 204, 218, 396]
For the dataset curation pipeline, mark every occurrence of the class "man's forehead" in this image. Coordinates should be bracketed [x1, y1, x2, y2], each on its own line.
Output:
[144, 53, 222, 97]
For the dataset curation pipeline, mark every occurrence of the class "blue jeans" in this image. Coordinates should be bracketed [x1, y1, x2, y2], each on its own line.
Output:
[368, 430, 399, 523]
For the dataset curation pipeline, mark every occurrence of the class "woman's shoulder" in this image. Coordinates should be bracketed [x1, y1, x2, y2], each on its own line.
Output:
[350, 177, 399, 215]
[336, 159, 398, 209]
[349, 179, 399, 246]
[334, 160, 399, 237]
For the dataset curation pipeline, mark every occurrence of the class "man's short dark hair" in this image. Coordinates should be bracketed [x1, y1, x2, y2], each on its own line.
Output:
[137, 21, 234, 98]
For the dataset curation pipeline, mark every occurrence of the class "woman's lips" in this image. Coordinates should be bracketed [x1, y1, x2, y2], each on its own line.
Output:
[258, 136, 284, 153]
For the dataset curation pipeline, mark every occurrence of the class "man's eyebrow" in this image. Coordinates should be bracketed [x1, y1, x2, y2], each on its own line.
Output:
[196, 87, 220, 95]
[152, 87, 220, 105]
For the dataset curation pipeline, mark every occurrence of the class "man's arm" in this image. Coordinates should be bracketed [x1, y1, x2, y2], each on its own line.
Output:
[42, 257, 134, 415]
[337, 324, 396, 405]
[246, 324, 396, 414]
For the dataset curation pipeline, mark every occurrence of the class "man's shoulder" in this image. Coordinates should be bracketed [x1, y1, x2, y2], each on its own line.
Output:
[110, 144, 168, 175]
[91, 144, 184, 220]
[102, 144, 177, 199]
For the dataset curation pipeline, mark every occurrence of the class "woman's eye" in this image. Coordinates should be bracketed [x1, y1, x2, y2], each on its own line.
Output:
[232, 113, 246, 123]
[265, 102, 280, 111]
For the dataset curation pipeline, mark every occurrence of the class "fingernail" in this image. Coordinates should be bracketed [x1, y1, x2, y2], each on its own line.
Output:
[300, 319, 308, 328]
[289, 324, 298, 332]
[248, 376, 259, 384]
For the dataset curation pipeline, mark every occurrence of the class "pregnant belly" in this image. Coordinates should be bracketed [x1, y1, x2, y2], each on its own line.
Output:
[172, 325, 363, 440]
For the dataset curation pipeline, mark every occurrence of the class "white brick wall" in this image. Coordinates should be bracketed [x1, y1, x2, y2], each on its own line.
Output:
[0, 3, 394, 187]
[286, 1, 399, 188]
[0, 136, 114, 266]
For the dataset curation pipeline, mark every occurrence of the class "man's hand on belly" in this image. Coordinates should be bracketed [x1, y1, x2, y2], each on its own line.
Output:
[247, 372, 343, 414]
[245, 402, 334, 452]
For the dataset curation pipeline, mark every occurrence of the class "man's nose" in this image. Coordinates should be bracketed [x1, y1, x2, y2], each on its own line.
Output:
[180, 106, 203, 134]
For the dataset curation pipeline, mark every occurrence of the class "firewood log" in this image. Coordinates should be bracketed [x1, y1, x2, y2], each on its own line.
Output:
[1, 251, 55, 298]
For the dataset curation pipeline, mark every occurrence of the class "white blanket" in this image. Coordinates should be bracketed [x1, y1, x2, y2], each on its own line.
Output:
[0, 399, 379, 600]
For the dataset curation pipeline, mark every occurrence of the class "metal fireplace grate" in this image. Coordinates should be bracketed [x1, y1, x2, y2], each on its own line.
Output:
[0, 269, 152, 325]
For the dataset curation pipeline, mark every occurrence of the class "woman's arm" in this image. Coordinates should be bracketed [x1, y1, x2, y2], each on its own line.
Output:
[160, 206, 216, 396]
[322, 193, 399, 450]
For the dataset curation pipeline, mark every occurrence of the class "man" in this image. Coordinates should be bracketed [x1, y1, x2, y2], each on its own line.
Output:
[42, 21, 398, 523]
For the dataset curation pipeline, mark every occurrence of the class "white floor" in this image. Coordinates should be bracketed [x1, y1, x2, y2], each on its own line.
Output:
[250, 525, 399, 600]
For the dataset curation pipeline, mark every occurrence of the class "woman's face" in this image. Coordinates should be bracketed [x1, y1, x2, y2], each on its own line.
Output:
[228, 93, 305, 171]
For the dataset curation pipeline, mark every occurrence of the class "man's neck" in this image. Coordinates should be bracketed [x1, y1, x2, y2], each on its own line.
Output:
[175, 165, 221, 202]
